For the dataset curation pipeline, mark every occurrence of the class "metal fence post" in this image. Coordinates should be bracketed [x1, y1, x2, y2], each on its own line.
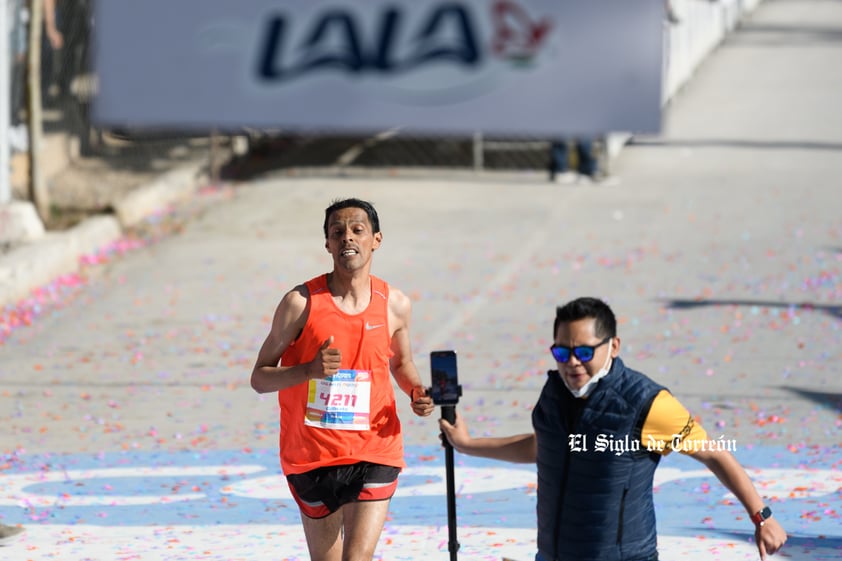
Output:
[472, 131, 483, 173]
[0, 0, 11, 204]
[209, 129, 222, 184]
[27, 0, 50, 222]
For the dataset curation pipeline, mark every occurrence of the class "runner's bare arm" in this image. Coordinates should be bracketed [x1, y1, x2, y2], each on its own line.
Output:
[250, 285, 340, 393]
[388, 288, 434, 417]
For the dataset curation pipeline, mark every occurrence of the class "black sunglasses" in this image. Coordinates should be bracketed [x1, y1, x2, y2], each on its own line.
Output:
[549, 336, 611, 363]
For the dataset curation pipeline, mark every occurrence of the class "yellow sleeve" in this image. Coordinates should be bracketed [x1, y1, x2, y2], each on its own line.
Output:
[641, 390, 709, 456]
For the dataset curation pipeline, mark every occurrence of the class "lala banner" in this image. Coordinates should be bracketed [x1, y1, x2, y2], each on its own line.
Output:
[93, 0, 664, 136]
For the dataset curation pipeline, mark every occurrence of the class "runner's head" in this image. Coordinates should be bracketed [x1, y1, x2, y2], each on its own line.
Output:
[323, 198, 383, 271]
[324, 198, 380, 238]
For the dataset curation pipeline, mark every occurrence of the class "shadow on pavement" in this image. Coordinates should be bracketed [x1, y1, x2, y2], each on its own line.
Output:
[728, 21, 842, 46]
[629, 137, 842, 152]
[702, 530, 842, 552]
[779, 387, 842, 413]
[659, 298, 842, 321]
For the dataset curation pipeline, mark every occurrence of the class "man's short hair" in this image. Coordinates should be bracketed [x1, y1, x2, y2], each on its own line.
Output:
[323, 198, 381, 237]
[554, 297, 617, 339]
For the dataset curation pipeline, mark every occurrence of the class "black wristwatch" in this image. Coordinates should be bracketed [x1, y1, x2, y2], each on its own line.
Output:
[750, 506, 772, 527]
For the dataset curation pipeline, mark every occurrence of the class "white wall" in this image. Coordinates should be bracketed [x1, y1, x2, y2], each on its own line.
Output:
[607, 0, 765, 164]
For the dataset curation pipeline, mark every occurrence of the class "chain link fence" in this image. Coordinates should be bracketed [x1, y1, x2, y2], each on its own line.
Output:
[219, 131, 560, 182]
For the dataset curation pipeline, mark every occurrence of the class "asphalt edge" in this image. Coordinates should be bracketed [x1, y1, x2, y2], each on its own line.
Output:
[0, 161, 209, 310]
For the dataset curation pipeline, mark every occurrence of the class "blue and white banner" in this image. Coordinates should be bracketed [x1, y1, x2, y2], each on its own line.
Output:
[1, 445, 839, 560]
[93, 0, 664, 135]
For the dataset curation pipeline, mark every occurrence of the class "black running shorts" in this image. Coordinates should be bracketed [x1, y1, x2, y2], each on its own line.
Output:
[286, 461, 401, 518]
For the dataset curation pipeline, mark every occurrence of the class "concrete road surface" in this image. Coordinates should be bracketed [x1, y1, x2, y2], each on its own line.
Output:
[1, 0, 840, 559]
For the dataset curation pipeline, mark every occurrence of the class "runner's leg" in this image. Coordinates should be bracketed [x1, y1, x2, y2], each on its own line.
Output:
[301, 509, 344, 561]
[340, 499, 391, 561]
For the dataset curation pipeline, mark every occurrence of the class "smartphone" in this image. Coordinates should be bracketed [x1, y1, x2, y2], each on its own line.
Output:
[430, 350, 460, 406]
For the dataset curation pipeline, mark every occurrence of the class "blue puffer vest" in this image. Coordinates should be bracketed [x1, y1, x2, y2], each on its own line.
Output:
[532, 357, 666, 561]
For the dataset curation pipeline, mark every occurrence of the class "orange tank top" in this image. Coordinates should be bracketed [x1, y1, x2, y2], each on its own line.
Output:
[277, 274, 404, 475]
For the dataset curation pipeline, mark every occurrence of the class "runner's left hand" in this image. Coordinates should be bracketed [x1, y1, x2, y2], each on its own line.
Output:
[410, 386, 434, 417]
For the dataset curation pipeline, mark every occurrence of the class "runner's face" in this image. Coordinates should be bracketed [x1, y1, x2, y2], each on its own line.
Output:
[325, 208, 381, 271]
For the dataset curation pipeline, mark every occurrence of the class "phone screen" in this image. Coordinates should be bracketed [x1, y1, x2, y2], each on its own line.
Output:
[430, 350, 459, 405]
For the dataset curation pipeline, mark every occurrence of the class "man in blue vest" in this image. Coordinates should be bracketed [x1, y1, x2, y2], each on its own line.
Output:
[439, 297, 787, 561]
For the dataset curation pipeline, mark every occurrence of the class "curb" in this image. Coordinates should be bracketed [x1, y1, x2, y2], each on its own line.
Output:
[113, 164, 208, 228]
[0, 161, 208, 310]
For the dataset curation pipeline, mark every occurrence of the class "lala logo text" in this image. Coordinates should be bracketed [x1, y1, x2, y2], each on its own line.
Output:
[256, 1, 553, 83]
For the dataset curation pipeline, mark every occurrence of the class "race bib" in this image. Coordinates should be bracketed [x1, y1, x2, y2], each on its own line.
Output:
[305, 369, 371, 430]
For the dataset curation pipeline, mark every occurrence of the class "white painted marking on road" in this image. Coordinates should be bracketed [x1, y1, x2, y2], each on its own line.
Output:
[422, 225, 551, 351]
[0, 465, 267, 507]
[221, 465, 536, 500]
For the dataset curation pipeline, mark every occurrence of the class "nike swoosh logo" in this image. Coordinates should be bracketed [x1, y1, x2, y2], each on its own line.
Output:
[365, 322, 384, 331]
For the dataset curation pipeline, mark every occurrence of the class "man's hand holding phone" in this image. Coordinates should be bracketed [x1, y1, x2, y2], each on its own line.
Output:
[411, 386, 434, 417]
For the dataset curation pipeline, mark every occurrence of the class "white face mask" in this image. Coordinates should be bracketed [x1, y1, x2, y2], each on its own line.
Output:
[562, 342, 613, 399]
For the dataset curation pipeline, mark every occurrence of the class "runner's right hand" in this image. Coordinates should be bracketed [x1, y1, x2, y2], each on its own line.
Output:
[308, 336, 341, 379]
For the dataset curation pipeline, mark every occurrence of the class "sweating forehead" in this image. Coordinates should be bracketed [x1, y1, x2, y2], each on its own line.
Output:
[328, 207, 370, 225]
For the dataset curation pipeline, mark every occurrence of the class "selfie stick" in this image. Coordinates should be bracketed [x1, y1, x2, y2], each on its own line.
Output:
[441, 397, 461, 561]
[442, 405, 459, 561]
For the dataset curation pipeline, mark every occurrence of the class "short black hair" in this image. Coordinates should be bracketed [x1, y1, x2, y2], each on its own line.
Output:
[323, 198, 381, 238]
[553, 297, 617, 339]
